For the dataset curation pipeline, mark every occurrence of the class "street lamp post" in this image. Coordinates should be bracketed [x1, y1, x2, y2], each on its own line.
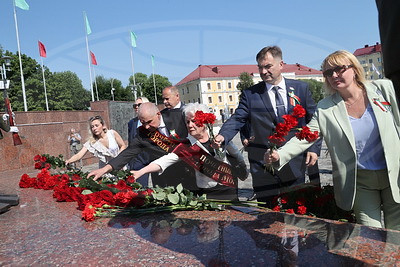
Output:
[1, 56, 22, 146]
[131, 84, 137, 100]
[0, 56, 11, 91]
[0, 55, 21, 204]
[110, 78, 115, 101]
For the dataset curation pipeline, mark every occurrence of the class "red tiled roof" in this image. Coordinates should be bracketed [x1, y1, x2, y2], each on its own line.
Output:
[175, 64, 321, 85]
[354, 43, 382, 56]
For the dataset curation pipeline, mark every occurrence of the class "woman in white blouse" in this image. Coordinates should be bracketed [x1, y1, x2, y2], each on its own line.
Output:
[66, 115, 127, 169]
[132, 103, 248, 201]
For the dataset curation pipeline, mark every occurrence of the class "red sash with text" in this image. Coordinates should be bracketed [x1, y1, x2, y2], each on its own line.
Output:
[143, 128, 237, 187]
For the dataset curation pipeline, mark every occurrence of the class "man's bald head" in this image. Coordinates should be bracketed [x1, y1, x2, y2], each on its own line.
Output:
[138, 102, 161, 131]
[162, 86, 180, 109]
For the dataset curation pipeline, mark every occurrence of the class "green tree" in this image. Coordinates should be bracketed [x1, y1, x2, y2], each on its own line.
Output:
[141, 74, 172, 103]
[300, 79, 325, 103]
[94, 76, 134, 101]
[3, 52, 45, 111]
[47, 71, 91, 110]
[1, 49, 90, 110]
[237, 72, 254, 96]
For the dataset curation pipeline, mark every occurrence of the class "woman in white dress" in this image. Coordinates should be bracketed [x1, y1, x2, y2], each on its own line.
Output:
[66, 115, 127, 169]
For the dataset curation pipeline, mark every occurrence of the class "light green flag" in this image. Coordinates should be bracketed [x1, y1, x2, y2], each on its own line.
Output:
[130, 31, 137, 47]
[151, 55, 155, 67]
[84, 13, 92, 35]
[15, 0, 29, 10]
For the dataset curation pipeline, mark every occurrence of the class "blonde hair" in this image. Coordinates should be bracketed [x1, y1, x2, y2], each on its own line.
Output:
[321, 50, 366, 95]
[88, 115, 107, 143]
[137, 96, 149, 103]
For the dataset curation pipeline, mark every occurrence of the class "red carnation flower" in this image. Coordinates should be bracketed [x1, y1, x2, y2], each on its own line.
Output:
[19, 173, 37, 188]
[126, 175, 136, 184]
[193, 111, 216, 127]
[34, 162, 43, 169]
[297, 205, 307, 215]
[275, 122, 291, 136]
[82, 204, 96, 222]
[268, 134, 286, 146]
[282, 115, 298, 129]
[97, 190, 115, 205]
[44, 163, 51, 170]
[292, 105, 306, 118]
[33, 155, 41, 161]
[287, 209, 294, 214]
[40, 156, 47, 162]
[295, 126, 319, 143]
[280, 195, 288, 204]
[305, 131, 319, 142]
[272, 206, 281, 212]
[114, 191, 138, 207]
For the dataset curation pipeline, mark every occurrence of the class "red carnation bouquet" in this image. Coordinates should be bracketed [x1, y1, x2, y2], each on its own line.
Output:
[21, 154, 266, 222]
[33, 154, 66, 170]
[193, 110, 223, 157]
[266, 105, 319, 172]
[193, 110, 216, 133]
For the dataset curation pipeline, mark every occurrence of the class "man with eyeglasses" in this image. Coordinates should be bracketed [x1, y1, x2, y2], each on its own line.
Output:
[127, 97, 150, 185]
[213, 46, 322, 206]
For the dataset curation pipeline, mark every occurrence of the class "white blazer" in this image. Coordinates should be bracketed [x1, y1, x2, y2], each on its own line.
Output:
[276, 79, 400, 210]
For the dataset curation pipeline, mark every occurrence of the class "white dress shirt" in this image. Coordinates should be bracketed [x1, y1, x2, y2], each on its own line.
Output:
[266, 79, 288, 116]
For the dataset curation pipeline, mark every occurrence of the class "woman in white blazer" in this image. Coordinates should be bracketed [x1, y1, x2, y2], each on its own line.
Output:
[265, 50, 400, 230]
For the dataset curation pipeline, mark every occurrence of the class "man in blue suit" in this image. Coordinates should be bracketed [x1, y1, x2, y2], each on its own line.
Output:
[213, 46, 321, 205]
[127, 97, 150, 186]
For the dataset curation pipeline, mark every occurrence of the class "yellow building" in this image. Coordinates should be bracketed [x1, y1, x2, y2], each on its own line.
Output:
[175, 64, 322, 119]
[354, 43, 384, 80]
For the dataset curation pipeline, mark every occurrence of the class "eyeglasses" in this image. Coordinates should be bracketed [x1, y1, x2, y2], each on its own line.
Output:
[133, 103, 142, 109]
[89, 115, 102, 122]
[323, 65, 353, 77]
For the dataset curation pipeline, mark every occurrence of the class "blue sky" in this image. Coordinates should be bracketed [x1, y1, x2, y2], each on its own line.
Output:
[0, 0, 380, 91]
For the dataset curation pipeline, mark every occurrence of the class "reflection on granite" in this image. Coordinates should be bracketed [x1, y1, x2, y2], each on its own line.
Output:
[1, 173, 400, 266]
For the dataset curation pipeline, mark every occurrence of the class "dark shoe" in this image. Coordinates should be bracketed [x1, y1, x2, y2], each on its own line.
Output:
[0, 202, 11, 214]
[0, 194, 19, 206]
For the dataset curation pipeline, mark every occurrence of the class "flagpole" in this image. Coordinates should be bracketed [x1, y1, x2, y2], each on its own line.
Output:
[12, 0, 28, 111]
[152, 55, 157, 105]
[92, 66, 99, 101]
[40, 56, 49, 111]
[130, 46, 137, 100]
[83, 11, 94, 102]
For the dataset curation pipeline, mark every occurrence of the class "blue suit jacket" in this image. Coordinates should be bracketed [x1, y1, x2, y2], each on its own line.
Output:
[127, 117, 150, 181]
[220, 78, 321, 181]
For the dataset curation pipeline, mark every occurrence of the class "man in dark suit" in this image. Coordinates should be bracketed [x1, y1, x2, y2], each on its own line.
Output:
[127, 97, 150, 186]
[213, 46, 321, 205]
[160, 86, 188, 139]
[88, 102, 196, 191]
[376, 0, 400, 112]
[158, 86, 199, 190]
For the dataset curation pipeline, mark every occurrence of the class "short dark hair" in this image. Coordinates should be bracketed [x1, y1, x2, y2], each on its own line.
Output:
[256, 46, 283, 62]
